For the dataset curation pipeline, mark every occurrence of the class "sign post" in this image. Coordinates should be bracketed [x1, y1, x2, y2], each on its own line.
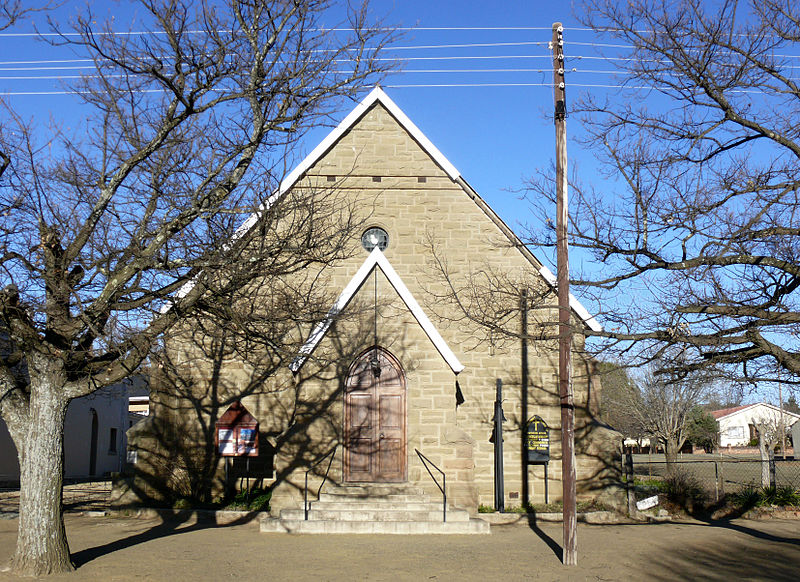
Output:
[525, 416, 551, 503]
[215, 401, 259, 494]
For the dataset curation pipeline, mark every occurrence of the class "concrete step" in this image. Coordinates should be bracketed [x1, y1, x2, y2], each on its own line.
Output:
[325, 485, 427, 497]
[260, 517, 490, 535]
[309, 500, 446, 512]
[280, 508, 470, 522]
[318, 492, 431, 503]
[261, 483, 489, 536]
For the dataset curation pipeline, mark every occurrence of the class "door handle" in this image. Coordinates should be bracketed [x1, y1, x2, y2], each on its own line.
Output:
[379, 433, 385, 439]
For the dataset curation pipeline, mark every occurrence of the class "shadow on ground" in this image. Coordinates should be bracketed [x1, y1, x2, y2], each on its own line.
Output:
[526, 513, 563, 561]
[70, 511, 262, 568]
[642, 520, 800, 581]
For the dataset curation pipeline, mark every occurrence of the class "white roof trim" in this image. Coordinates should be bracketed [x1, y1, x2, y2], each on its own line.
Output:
[717, 402, 800, 422]
[163, 87, 460, 314]
[290, 247, 464, 374]
[277, 86, 460, 192]
[163, 88, 600, 334]
[538, 266, 602, 332]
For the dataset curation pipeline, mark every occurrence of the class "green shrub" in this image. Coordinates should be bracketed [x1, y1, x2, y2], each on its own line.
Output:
[477, 504, 495, 513]
[730, 485, 761, 510]
[731, 485, 800, 509]
[769, 486, 800, 506]
[527, 500, 609, 513]
[226, 487, 271, 511]
[662, 469, 708, 511]
[502, 504, 532, 514]
[172, 497, 192, 510]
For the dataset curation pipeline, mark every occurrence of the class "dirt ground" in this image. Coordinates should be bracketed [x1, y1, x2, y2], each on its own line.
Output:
[1, 484, 799, 580]
[0, 482, 112, 518]
[0, 512, 798, 581]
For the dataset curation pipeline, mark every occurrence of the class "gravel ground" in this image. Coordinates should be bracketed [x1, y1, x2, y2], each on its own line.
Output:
[0, 513, 799, 581]
[0, 481, 112, 519]
[1, 481, 799, 580]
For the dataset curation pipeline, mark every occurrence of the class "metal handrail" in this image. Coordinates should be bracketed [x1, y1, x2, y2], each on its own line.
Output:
[304, 445, 338, 520]
[415, 448, 446, 522]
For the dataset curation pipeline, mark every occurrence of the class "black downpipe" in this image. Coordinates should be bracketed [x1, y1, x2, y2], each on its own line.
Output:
[493, 378, 506, 511]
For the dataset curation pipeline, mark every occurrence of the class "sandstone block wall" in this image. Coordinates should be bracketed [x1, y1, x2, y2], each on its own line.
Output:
[125, 101, 621, 512]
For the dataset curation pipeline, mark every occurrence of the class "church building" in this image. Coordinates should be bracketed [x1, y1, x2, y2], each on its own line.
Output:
[121, 88, 621, 527]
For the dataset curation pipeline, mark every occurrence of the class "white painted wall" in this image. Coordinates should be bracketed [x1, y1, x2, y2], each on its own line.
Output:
[717, 403, 800, 447]
[0, 383, 129, 481]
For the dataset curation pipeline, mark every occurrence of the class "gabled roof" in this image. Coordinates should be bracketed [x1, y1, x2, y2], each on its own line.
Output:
[290, 247, 464, 375]
[166, 87, 602, 333]
[277, 87, 600, 332]
[711, 402, 800, 422]
[710, 404, 751, 420]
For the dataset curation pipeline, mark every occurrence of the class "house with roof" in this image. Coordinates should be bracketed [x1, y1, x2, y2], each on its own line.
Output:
[120, 88, 620, 527]
[712, 402, 800, 448]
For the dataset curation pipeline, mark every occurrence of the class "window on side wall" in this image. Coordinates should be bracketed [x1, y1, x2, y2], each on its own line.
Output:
[108, 427, 118, 454]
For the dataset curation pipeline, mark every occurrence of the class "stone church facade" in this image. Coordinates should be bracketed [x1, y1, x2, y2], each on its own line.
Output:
[123, 88, 621, 513]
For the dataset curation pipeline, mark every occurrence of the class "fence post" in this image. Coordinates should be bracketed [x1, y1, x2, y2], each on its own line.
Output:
[716, 458, 724, 499]
[625, 452, 636, 517]
[769, 452, 777, 488]
[714, 461, 719, 503]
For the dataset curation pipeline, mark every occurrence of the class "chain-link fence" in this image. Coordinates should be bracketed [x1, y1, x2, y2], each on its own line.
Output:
[630, 454, 800, 500]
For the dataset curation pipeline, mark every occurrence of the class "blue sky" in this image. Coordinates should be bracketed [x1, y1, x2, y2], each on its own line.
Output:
[0, 1, 613, 262]
[3, 2, 795, 405]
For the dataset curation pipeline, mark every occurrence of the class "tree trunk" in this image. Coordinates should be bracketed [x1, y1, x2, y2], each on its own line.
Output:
[9, 377, 74, 575]
[758, 434, 771, 488]
[663, 438, 679, 475]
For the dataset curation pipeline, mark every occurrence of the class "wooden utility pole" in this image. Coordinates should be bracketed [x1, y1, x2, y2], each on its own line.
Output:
[551, 21, 577, 567]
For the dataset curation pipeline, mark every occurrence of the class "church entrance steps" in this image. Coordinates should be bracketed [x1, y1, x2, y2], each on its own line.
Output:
[260, 484, 490, 535]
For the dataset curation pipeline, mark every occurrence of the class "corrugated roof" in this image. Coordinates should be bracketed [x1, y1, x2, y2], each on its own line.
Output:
[710, 404, 752, 420]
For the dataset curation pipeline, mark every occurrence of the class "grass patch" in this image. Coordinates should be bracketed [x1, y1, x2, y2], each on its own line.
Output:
[634, 477, 667, 494]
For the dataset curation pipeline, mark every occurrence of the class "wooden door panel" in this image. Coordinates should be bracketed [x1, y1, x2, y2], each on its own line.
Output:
[348, 438, 373, 477]
[379, 395, 402, 430]
[378, 438, 403, 478]
[348, 394, 373, 431]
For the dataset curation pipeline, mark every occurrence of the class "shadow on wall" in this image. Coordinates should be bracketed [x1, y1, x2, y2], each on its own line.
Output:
[499, 351, 625, 510]
[113, 296, 413, 508]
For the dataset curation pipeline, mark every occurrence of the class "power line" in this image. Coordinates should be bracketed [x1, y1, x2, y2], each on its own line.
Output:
[0, 69, 555, 81]
[0, 82, 780, 95]
[386, 41, 548, 50]
[0, 55, 556, 72]
[0, 26, 559, 38]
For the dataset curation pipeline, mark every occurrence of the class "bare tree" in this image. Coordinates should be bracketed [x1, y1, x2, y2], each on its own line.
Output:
[0, 0, 395, 575]
[596, 361, 645, 442]
[0, 1, 49, 32]
[752, 417, 782, 487]
[614, 355, 711, 472]
[526, 0, 800, 386]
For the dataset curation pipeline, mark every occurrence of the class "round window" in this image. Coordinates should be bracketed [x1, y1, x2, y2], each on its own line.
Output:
[361, 227, 389, 252]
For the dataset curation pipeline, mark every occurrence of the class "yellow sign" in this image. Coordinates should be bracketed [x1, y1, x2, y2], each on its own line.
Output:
[526, 416, 550, 462]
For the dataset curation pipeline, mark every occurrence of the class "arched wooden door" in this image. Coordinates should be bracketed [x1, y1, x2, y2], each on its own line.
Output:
[344, 347, 406, 482]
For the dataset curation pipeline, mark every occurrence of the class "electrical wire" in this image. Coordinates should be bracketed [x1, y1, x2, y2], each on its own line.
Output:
[3, 27, 800, 96]
[0, 26, 559, 38]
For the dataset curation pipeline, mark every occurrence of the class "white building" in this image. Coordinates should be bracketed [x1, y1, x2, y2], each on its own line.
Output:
[0, 382, 132, 482]
[712, 402, 800, 448]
